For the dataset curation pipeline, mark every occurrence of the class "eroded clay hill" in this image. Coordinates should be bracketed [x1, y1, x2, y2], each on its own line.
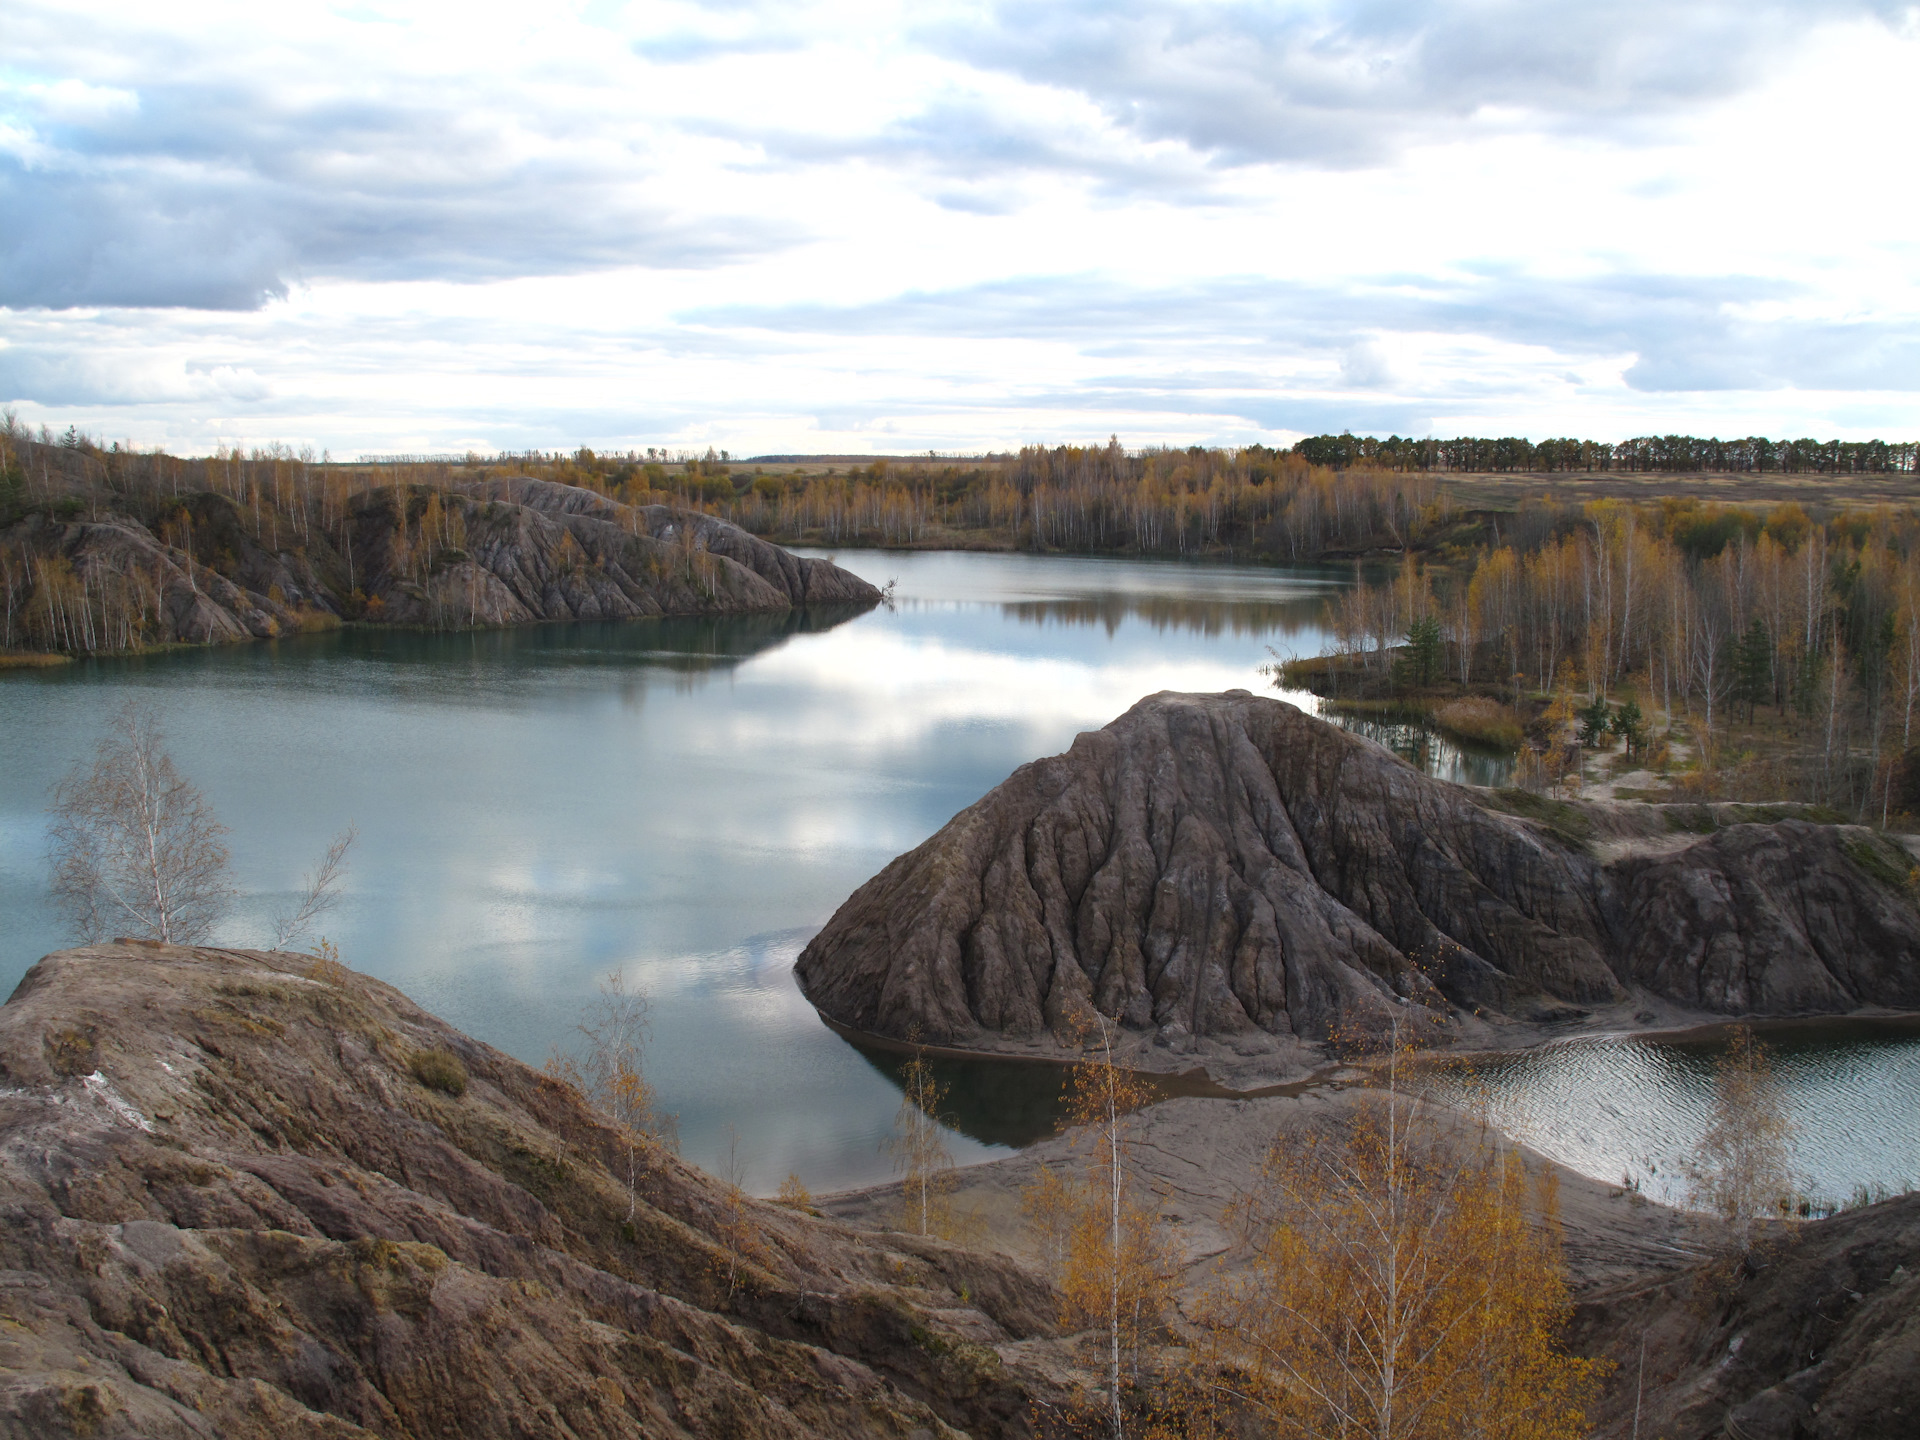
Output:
[3, 476, 877, 647]
[0, 943, 1059, 1439]
[795, 691, 1920, 1072]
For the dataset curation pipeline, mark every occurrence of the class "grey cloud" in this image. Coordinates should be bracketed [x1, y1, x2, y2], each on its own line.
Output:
[727, 95, 1216, 203]
[0, 335, 270, 406]
[925, 0, 1915, 167]
[685, 268, 1920, 393]
[0, 73, 798, 310]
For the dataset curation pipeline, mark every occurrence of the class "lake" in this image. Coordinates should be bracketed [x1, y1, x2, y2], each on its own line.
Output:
[2, 548, 1913, 1209]
[0, 550, 1341, 1191]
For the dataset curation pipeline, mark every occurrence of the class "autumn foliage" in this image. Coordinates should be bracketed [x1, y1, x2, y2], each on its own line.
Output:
[1200, 1096, 1603, 1440]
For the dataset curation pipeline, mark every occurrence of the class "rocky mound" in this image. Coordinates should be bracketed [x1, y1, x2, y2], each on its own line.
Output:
[795, 691, 1920, 1074]
[1, 478, 877, 649]
[1575, 1192, 1920, 1439]
[0, 943, 1058, 1439]
[354, 477, 877, 628]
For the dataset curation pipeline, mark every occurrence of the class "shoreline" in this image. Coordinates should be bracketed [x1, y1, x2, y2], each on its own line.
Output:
[814, 999, 1920, 1098]
[814, 1085, 1733, 1300]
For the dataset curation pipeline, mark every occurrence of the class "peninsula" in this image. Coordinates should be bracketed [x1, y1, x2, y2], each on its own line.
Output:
[796, 691, 1920, 1085]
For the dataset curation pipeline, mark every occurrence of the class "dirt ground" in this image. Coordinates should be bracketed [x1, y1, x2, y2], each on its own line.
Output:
[819, 1088, 1725, 1307]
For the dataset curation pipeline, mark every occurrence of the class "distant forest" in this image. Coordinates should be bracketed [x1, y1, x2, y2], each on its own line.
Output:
[1289, 432, 1919, 474]
[6, 418, 1920, 660]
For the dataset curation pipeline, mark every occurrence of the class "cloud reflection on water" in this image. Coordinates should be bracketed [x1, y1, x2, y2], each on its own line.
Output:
[0, 549, 1343, 1191]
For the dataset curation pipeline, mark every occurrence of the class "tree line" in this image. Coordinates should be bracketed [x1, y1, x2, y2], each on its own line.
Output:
[9, 413, 1920, 660]
[1293, 432, 1920, 474]
[1, 425, 1450, 656]
[702, 443, 1449, 558]
[1302, 496, 1920, 815]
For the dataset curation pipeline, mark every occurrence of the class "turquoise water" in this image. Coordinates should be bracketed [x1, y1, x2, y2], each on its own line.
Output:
[4, 548, 1911, 1208]
[0, 550, 1343, 1191]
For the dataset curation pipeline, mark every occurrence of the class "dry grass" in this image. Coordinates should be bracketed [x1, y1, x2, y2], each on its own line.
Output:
[0, 651, 73, 669]
[1438, 470, 1920, 509]
[1431, 697, 1525, 751]
[409, 1047, 469, 1097]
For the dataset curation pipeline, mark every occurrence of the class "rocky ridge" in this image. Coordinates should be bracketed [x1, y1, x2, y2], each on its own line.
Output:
[0, 943, 1060, 1439]
[3, 477, 877, 649]
[357, 478, 877, 628]
[795, 690, 1920, 1079]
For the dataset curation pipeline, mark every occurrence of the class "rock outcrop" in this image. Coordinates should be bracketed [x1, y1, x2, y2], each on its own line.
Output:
[1, 479, 877, 651]
[1, 508, 314, 645]
[351, 479, 878, 628]
[0, 943, 1059, 1439]
[795, 691, 1920, 1074]
[1575, 1192, 1920, 1439]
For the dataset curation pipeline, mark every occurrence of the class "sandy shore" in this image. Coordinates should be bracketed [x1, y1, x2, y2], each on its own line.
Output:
[819, 1087, 1728, 1303]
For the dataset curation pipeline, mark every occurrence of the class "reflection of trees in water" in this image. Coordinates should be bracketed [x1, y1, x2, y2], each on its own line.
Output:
[851, 1041, 1070, 1149]
[322, 602, 873, 680]
[849, 1037, 1221, 1150]
[1001, 593, 1334, 639]
[1324, 712, 1515, 788]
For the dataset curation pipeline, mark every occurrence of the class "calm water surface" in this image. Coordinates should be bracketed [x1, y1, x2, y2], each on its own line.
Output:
[1426, 1019, 1920, 1209]
[0, 551, 1342, 1190]
[2, 549, 1910, 1207]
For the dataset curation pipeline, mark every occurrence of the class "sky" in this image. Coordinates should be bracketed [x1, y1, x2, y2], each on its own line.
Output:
[2, 0, 1918, 458]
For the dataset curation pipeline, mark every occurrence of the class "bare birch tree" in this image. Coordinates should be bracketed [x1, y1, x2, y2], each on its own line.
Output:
[1687, 1025, 1798, 1252]
[271, 824, 357, 950]
[1194, 1031, 1604, 1440]
[1035, 1016, 1175, 1439]
[885, 1033, 956, 1237]
[47, 701, 232, 944]
[547, 970, 675, 1220]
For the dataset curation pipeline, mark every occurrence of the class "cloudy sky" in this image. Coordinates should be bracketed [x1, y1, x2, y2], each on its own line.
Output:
[3, 0, 1917, 457]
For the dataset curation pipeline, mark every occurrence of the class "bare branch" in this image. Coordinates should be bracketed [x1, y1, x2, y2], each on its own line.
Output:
[46, 701, 232, 945]
[272, 824, 357, 950]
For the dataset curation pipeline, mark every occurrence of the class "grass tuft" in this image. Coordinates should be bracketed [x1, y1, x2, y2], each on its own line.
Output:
[409, 1047, 469, 1097]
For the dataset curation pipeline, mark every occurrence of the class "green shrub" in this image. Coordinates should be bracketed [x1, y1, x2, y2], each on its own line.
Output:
[409, 1047, 468, 1096]
[1844, 837, 1916, 893]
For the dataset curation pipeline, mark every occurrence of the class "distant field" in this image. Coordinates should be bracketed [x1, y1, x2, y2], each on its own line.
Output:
[738, 458, 1920, 510]
[1384, 470, 1920, 510]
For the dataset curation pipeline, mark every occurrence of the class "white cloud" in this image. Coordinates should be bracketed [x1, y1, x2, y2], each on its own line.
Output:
[1, 0, 1917, 448]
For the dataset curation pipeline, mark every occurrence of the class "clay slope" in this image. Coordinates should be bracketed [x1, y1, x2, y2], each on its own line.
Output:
[1, 479, 876, 648]
[352, 478, 877, 627]
[0, 944, 1058, 1440]
[2, 508, 316, 645]
[1575, 1192, 1920, 1439]
[795, 691, 1920, 1069]
[461, 477, 876, 609]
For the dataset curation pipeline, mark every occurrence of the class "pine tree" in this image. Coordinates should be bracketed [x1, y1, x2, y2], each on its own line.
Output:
[1576, 695, 1612, 748]
[1401, 614, 1444, 688]
[1732, 618, 1772, 723]
[1609, 698, 1646, 760]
